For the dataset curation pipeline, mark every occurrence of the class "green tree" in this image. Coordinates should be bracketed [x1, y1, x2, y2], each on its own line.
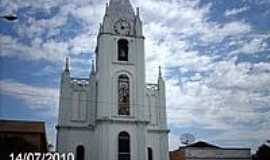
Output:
[256, 144, 270, 160]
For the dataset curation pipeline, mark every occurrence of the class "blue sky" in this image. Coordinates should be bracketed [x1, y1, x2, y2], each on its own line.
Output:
[0, 0, 270, 152]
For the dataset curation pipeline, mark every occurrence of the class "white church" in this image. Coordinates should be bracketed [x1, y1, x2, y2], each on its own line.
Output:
[56, 0, 169, 160]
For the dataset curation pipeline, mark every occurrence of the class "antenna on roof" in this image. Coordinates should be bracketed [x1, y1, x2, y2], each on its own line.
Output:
[180, 133, 196, 145]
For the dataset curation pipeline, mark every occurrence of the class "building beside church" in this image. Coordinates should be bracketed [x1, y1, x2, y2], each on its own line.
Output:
[170, 141, 251, 160]
[0, 120, 48, 159]
[56, 0, 169, 160]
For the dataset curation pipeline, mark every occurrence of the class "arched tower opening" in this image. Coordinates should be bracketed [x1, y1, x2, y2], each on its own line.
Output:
[118, 131, 130, 160]
[76, 145, 85, 160]
[118, 39, 129, 61]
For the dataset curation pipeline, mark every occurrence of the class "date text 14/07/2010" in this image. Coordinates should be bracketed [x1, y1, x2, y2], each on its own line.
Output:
[9, 153, 74, 160]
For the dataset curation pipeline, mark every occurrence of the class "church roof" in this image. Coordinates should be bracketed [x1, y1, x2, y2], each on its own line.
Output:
[184, 141, 221, 149]
[0, 119, 46, 134]
[107, 0, 135, 19]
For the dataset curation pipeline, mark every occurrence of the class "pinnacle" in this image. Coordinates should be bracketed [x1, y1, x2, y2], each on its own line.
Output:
[159, 66, 162, 78]
[65, 56, 70, 72]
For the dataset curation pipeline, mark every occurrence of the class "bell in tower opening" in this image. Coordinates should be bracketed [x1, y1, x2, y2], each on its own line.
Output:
[118, 39, 129, 61]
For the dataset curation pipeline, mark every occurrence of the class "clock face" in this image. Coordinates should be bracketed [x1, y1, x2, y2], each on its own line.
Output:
[113, 19, 131, 35]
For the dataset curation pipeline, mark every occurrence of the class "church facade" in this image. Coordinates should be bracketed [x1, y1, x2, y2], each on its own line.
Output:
[56, 0, 169, 160]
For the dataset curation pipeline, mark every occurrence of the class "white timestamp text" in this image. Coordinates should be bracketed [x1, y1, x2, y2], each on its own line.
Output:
[9, 152, 74, 160]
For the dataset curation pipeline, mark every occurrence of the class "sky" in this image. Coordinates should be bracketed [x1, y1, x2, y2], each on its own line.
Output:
[0, 0, 270, 153]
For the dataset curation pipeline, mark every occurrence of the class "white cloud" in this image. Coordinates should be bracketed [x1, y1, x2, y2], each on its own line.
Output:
[225, 6, 249, 16]
[199, 21, 252, 43]
[1, 0, 270, 151]
[0, 0, 105, 62]
[0, 80, 59, 116]
[0, 34, 68, 62]
[135, 0, 254, 84]
[165, 57, 270, 150]
[231, 36, 270, 55]
[69, 33, 96, 55]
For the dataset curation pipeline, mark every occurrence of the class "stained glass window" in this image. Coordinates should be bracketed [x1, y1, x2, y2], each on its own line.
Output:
[118, 75, 130, 115]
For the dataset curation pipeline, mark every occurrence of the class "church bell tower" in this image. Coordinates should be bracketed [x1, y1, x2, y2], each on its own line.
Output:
[96, 0, 146, 121]
[56, 0, 169, 160]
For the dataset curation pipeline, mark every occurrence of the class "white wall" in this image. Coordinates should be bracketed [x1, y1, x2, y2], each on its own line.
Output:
[185, 148, 251, 160]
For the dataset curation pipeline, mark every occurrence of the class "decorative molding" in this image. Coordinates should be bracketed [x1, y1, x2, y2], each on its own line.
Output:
[70, 119, 87, 123]
[112, 61, 134, 66]
[96, 117, 149, 124]
[56, 125, 95, 131]
[147, 128, 170, 133]
[99, 32, 145, 39]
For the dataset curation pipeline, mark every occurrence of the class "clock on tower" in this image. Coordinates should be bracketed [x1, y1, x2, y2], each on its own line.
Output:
[113, 19, 131, 35]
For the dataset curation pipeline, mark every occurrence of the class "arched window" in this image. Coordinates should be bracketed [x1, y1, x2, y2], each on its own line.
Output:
[118, 132, 130, 160]
[118, 74, 130, 115]
[118, 39, 129, 61]
[148, 147, 153, 160]
[76, 145, 85, 160]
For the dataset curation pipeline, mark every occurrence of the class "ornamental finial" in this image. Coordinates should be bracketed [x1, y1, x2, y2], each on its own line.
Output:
[136, 7, 140, 17]
[65, 56, 70, 72]
[91, 59, 95, 75]
[159, 66, 162, 78]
